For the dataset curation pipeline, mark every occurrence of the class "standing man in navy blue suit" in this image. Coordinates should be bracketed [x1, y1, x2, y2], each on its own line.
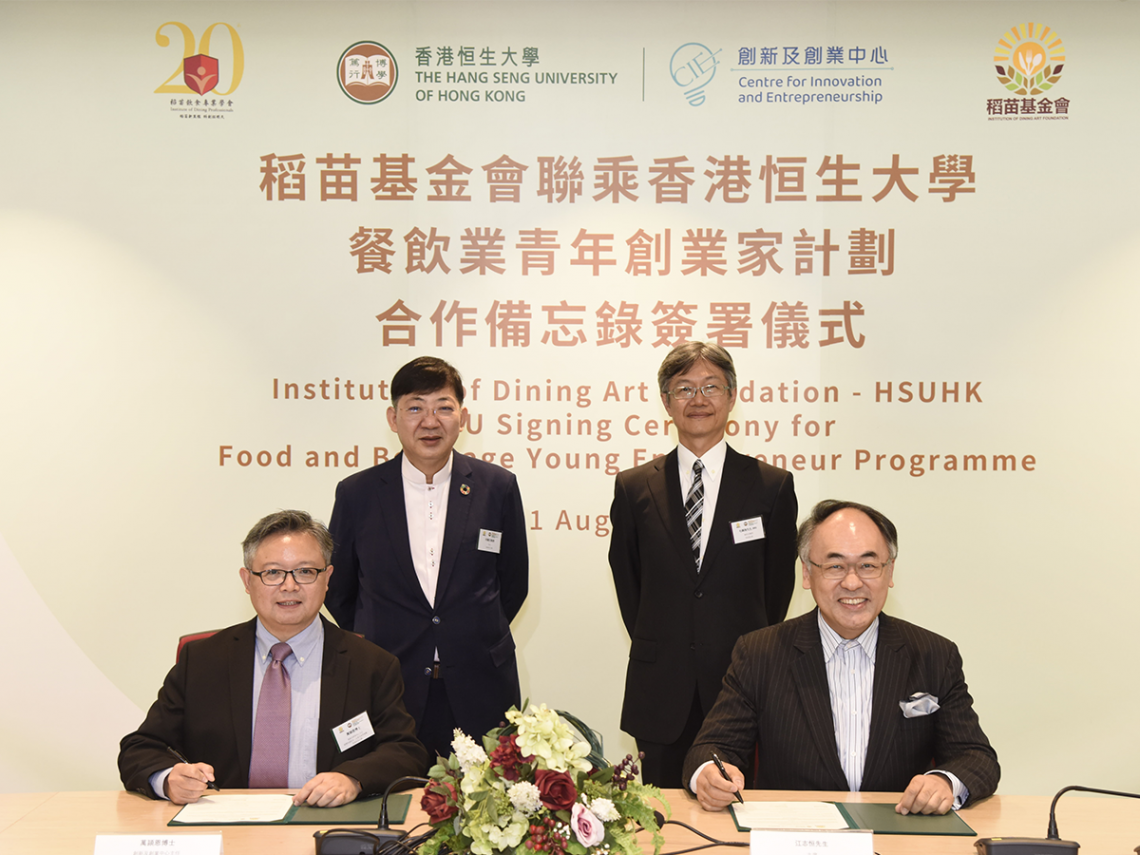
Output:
[327, 357, 528, 759]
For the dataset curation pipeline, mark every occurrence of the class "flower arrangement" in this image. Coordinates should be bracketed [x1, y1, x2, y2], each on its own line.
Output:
[420, 704, 668, 855]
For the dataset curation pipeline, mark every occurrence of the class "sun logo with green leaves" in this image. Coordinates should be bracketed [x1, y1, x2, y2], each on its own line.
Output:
[994, 23, 1065, 96]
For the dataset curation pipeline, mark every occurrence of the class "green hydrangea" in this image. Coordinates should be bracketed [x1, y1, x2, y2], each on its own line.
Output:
[507, 703, 592, 774]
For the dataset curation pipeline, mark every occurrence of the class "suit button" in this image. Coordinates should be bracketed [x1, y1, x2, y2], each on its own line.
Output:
[690, 643, 696, 650]
[432, 616, 441, 625]
[694, 591, 703, 598]
[423, 667, 432, 676]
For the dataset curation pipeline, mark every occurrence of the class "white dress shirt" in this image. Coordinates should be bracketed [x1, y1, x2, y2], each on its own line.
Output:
[819, 611, 877, 792]
[676, 439, 728, 569]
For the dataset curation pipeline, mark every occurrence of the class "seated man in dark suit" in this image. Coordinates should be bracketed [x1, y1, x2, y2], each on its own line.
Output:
[119, 510, 428, 806]
[684, 500, 999, 816]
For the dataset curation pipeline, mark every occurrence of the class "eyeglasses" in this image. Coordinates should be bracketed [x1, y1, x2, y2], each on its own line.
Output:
[399, 404, 459, 421]
[249, 567, 329, 586]
[667, 384, 730, 400]
[807, 559, 891, 580]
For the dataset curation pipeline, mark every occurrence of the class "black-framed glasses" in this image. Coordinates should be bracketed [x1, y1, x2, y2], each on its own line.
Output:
[807, 559, 891, 580]
[667, 383, 730, 400]
[249, 567, 329, 586]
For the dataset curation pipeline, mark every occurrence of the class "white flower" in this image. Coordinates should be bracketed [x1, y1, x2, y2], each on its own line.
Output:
[452, 728, 489, 772]
[508, 781, 543, 815]
[589, 797, 620, 823]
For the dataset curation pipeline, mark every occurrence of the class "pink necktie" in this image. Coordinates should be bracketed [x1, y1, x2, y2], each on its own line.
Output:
[249, 642, 291, 788]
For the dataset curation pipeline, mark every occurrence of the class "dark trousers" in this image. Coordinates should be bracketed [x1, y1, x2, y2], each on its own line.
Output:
[636, 688, 706, 788]
[417, 674, 459, 763]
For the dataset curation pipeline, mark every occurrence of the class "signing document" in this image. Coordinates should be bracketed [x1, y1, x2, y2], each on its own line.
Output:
[171, 794, 295, 824]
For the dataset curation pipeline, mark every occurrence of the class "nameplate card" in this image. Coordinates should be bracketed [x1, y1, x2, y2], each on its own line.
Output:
[731, 516, 766, 544]
[334, 710, 375, 752]
[478, 529, 502, 553]
[750, 829, 873, 855]
[94, 833, 222, 855]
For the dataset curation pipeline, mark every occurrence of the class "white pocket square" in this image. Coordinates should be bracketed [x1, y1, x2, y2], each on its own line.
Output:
[899, 692, 940, 718]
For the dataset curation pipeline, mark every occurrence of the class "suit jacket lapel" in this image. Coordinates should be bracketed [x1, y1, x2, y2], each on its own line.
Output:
[437, 451, 473, 604]
[228, 619, 257, 782]
[649, 450, 699, 583]
[316, 618, 348, 773]
[701, 447, 756, 573]
[789, 611, 850, 791]
[863, 614, 910, 788]
[375, 453, 424, 604]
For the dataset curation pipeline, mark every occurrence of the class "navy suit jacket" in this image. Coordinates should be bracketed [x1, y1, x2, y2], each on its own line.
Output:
[326, 451, 528, 739]
[609, 444, 798, 744]
[118, 617, 428, 798]
[683, 610, 1000, 803]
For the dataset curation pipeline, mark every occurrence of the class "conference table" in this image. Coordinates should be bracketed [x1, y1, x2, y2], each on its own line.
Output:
[2, 788, 1137, 854]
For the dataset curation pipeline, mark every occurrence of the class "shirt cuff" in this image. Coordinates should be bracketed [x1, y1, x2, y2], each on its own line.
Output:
[149, 767, 174, 800]
[689, 760, 714, 794]
[927, 769, 967, 809]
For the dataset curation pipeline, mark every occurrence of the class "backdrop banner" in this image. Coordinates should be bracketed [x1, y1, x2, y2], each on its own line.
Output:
[1, 1, 1135, 795]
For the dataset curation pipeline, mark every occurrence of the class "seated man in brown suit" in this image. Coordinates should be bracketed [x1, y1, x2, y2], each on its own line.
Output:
[119, 510, 428, 806]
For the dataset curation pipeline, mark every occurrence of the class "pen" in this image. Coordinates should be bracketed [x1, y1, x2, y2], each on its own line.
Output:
[167, 745, 221, 791]
[711, 753, 744, 804]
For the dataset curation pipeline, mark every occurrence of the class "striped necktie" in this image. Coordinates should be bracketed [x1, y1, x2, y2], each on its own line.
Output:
[684, 459, 704, 567]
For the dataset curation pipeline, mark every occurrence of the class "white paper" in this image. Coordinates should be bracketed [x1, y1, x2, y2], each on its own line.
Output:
[171, 793, 294, 824]
[731, 800, 849, 830]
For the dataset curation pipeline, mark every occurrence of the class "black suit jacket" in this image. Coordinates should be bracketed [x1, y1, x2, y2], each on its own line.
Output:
[118, 617, 428, 798]
[608, 444, 798, 744]
[326, 451, 528, 738]
[683, 610, 1000, 803]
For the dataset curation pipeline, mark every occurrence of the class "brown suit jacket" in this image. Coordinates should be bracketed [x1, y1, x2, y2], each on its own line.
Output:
[683, 610, 1000, 803]
[119, 617, 428, 798]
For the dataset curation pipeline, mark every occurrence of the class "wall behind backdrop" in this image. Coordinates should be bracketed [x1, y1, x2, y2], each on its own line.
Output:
[2, 1, 1137, 796]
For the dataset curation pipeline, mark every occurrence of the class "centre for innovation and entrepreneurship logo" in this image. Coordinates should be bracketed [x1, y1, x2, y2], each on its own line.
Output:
[670, 42, 721, 106]
[338, 41, 399, 104]
[993, 23, 1064, 96]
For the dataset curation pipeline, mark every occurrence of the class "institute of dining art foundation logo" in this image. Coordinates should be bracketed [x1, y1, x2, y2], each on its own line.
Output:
[987, 23, 1069, 120]
[338, 41, 399, 104]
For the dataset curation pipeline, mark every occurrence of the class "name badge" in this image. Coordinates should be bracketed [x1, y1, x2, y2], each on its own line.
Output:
[731, 517, 766, 544]
[478, 529, 503, 553]
[333, 711, 375, 753]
